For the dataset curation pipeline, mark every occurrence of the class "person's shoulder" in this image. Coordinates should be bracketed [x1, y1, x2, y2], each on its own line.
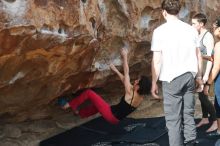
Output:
[179, 20, 197, 32]
[152, 23, 167, 37]
[154, 22, 167, 32]
[178, 20, 190, 26]
[206, 31, 213, 35]
[188, 25, 198, 35]
[205, 31, 214, 39]
[214, 42, 220, 54]
[202, 31, 214, 45]
[185, 23, 196, 32]
[215, 41, 220, 48]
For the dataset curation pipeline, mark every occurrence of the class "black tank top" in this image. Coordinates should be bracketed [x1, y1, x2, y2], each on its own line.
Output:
[110, 90, 136, 120]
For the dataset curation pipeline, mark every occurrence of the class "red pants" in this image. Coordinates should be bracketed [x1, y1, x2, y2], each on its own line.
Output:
[68, 89, 119, 124]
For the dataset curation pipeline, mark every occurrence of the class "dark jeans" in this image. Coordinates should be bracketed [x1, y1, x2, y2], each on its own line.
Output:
[198, 92, 216, 121]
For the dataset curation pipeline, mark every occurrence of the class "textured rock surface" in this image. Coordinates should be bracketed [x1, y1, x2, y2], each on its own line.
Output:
[0, 0, 219, 122]
[0, 0, 219, 145]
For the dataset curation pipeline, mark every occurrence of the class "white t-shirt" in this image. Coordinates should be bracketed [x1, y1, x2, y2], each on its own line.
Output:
[151, 19, 200, 82]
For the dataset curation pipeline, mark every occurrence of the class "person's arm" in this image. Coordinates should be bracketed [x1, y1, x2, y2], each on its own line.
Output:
[202, 55, 213, 62]
[204, 42, 220, 95]
[121, 48, 132, 94]
[109, 63, 124, 82]
[196, 47, 203, 78]
[203, 60, 213, 82]
[151, 51, 162, 99]
[202, 33, 214, 83]
[207, 42, 220, 83]
[195, 47, 203, 89]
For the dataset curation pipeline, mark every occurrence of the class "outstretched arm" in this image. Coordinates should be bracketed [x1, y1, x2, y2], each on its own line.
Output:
[121, 48, 132, 94]
[109, 63, 124, 82]
[109, 48, 131, 94]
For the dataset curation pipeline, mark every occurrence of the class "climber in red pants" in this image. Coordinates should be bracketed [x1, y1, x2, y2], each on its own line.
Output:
[58, 47, 151, 124]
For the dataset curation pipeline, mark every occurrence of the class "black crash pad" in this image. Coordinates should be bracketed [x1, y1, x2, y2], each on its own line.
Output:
[40, 117, 219, 146]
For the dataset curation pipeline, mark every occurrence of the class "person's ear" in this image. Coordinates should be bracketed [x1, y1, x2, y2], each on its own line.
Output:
[162, 10, 167, 18]
[199, 22, 204, 27]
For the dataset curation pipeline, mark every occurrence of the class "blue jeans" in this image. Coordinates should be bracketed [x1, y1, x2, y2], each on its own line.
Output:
[215, 73, 220, 105]
[214, 73, 220, 118]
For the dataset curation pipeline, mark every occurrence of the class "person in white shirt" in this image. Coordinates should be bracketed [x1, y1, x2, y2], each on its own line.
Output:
[191, 13, 217, 133]
[151, 0, 203, 146]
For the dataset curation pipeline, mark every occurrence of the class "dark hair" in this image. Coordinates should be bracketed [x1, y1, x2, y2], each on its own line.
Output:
[192, 13, 207, 25]
[161, 0, 181, 15]
[215, 17, 220, 27]
[137, 75, 151, 95]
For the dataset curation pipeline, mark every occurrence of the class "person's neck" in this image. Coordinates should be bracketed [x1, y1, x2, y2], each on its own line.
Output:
[165, 15, 179, 22]
[199, 27, 207, 35]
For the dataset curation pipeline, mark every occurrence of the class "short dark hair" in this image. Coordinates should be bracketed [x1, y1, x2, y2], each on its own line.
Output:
[215, 17, 220, 27]
[161, 0, 181, 15]
[137, 75, 151, 95]
[192, 13, 207, 25]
